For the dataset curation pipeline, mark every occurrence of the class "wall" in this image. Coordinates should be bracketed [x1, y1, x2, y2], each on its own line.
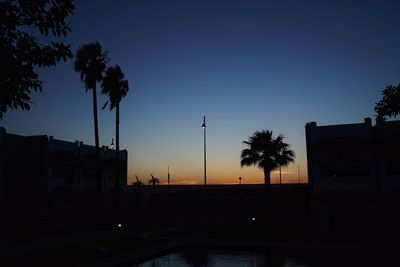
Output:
[306, 118, 400, 194]
[49, 137, 128, 192]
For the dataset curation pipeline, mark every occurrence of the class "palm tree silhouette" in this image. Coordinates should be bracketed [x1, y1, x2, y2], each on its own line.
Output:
[133, 175, 144, 186]
[101, 65, 129, 190]
[148, 174, 160, 187]
[240, 130, 295, 187]
[74, 42, 108, 191]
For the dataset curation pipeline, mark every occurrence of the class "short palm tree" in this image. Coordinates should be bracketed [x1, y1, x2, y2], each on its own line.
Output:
[101, 65, 129, 190]
[133, 175, 144, 187]
[148, 174, 160, 187]
[74, 42, 108, 190]
[240, 130, 295, 187]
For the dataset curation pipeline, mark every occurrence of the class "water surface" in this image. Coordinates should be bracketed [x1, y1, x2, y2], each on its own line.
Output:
[133, 249, 310, 267]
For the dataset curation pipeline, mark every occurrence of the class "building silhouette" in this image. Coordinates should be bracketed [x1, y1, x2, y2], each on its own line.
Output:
[0, 127, 127, 203]
[305, 118, 400, 194]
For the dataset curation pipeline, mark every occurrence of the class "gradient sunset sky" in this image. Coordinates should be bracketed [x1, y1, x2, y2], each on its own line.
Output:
[2, 0, 399, 185]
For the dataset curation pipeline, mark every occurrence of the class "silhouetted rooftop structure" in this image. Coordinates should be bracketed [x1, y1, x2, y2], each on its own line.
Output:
[0, 127, 127, 198]
[305, 118, 400, 194]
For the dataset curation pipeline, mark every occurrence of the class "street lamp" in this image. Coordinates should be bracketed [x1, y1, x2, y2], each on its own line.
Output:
[201, 116, 207, 185]
[110, 138, 114, 149]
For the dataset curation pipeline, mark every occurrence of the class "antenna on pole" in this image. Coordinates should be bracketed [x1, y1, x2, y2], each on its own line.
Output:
[168, 166, 170, 185]
[298, 164, 300, 184]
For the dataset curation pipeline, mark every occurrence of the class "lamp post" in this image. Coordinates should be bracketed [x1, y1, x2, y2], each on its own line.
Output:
[110, 138, 114, 149]
[201, 116, 207, 185]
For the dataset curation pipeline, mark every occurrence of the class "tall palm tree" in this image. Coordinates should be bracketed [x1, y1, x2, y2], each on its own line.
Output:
[74, 42, 108, 191]
[101, 65, 129, 190]
[148, 174, 160, 187]
[240, 130, 295, 187]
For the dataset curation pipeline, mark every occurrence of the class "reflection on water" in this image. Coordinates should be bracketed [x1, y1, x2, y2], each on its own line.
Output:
[133, 249, 310, 267]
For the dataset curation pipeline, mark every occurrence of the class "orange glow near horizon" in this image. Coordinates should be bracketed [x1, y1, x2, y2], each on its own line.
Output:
[127, 138, 309, 186]
[127, 162, 308, 185]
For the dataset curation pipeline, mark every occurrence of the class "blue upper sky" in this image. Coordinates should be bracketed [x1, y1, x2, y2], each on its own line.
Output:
[2, 0, 399, 184]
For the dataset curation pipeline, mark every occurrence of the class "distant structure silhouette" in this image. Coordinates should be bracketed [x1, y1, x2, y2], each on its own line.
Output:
[298, 164, 301, 183]
[0, 128, 127, 194]
[168, 166, 171, 185]
[305, 117, 400, 194]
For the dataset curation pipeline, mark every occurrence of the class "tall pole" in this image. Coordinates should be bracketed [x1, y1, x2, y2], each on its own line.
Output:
[298, 164, 300, 184]
[204, 123, 206, 185]
[201, 116, 207, 185]
[168, 166, 170, 185]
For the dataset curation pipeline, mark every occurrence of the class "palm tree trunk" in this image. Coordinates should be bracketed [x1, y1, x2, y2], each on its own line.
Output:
[115, 104, 120, 191]
[263, 168, 271, 188]
[92, 84, 101, 191]
[279, 166, 282, 184]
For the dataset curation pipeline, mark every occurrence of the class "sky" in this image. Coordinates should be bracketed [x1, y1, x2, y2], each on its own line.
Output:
[1, 0, 400, 185]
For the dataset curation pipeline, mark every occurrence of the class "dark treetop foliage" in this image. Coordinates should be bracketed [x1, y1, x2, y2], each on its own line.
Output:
[240, 130, 295, 186]
[101, 65, 129, 110]
[74, 42, 108, 90]
[0, 0, 75, 119]
[375, 84, 400, 119]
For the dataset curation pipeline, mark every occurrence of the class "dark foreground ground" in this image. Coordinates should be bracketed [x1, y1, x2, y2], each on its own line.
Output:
[1, 227, 398, 267]
[1, 186, 400, 266]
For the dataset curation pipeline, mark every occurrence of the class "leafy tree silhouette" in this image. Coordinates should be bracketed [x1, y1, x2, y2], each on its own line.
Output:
[0, 0, 75, 119]
[240, 130, 295, 187]
[101, 65, 129, 190]
[375, 84, 400, 119]
[74, 42, 108, 190]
